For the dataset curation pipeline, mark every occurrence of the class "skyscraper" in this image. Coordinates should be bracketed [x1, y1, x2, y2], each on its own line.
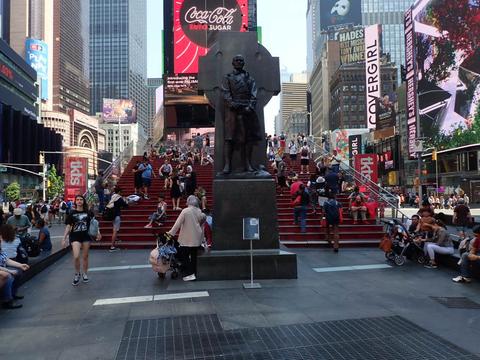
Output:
[0, 0, 10, 42]
[362, 0, 414, 81]
[53, 0, 90, 114]
[248, 0, 257, 30]
[90, 0, 148, 136]
[147, 78, 163, 139]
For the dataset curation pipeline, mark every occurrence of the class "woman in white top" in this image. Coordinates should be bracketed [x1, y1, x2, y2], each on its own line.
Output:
[288, 140, 298, 162]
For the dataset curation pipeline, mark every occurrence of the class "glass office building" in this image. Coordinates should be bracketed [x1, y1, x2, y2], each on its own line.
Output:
[90, 0, 148, 136]
[362, 0, 414, 81]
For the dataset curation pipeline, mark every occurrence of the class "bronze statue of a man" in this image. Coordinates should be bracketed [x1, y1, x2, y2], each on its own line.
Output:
[221, 55, 262, 174]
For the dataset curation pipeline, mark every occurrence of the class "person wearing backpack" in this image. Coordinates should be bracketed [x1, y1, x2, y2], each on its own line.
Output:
[62, 195, 101, 286]
[36, 219, 52, 252]
[300, 142, 310, 174]
[293, 184, 310, 233]
[107, 187, 128, 252]
[59, 198, 67, 224]
[39, 201, 49, 226]
[323, 192, 343, 252]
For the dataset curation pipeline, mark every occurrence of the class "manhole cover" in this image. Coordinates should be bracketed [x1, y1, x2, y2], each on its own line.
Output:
[430, 297, 480, 309]
[115, 315, 479, 360]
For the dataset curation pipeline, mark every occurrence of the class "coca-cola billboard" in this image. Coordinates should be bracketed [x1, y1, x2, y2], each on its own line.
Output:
[64, 157, 88, 201]
[174, 0, 248, 74]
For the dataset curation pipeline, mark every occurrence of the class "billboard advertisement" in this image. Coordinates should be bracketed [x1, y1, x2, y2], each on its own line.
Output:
[354, 154, 378, 186]
[376, 94, 397, 130]
[338, 27, 364, 65]
[411, 0, 480, 151]
[331, 128, 369, 161]
[64, 157, 88, 201]
[320, 0, 361, 30]
[365, 24, 381, 130]
[164, 74, 208, 105]
[404, 7, 417, 158]
[102, 99, 137, 124]
[173, 0, 248, 74]
[348, 134, 362, 160]
[25, 38, 48, 100]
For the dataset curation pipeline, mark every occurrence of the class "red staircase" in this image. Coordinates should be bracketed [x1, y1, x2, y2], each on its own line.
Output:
[92, 156, 214, 249]
[273, 157, 384, 248]
[93, 155, 383, 249]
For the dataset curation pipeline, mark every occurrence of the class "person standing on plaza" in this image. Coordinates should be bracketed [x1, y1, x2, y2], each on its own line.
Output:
[167, 195, 206, 281]
[453, 198, 472, 231]
[94, 171, 105, 213]
[36, 219, 52, 252]
[62, 195, 101, 286]
[323, 192, 342, 252]
[58, 197, 67, 224]
[107, 187, 128, 252]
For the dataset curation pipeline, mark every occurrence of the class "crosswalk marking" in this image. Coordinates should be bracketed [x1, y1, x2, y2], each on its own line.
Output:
[89, 264, 151, 272]
[93, 291, 210, 306]
[313, 264, 392, 273]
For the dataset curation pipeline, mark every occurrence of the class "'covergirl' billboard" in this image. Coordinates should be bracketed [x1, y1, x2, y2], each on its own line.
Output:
[174, 0, 248, 74]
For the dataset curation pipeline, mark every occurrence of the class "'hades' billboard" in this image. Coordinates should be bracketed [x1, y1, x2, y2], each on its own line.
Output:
[410, 0, 480, 151]
[320, 0, 361, 30]
[174, 0, 248, 74]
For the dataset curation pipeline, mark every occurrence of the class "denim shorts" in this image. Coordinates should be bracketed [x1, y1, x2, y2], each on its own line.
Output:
[113, 216, 121, 231]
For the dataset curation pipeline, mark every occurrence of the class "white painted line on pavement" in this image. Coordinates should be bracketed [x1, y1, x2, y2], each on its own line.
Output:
[153, 291, 209, 301]
[89, 264, 151, 272]
[94, 295, 153, 306]
[313, 264, 392, 273]
[93, 291, 210, 306]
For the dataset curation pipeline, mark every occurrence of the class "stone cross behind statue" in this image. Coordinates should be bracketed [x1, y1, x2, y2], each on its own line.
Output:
[198, 32, 280, 178]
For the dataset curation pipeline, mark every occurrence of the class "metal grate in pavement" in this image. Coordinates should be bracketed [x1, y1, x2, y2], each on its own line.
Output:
[115, 315, 480, 360]
[430, 296, 480, 309]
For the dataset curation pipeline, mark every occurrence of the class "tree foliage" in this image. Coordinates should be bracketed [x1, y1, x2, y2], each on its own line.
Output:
[5, 182, 20, 201]
[47, 165, 64, 199]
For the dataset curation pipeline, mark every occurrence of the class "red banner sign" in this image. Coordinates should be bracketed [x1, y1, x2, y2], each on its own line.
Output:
[354, 154, 378, 186]
[64, 157, 88, 201]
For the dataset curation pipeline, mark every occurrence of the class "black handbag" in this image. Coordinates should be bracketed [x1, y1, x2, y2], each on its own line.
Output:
[102, 207, 114, 221]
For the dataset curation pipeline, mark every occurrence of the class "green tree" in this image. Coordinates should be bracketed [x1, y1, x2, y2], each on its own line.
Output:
[5, 182, 20, 201]
[47, 165, 64, 199]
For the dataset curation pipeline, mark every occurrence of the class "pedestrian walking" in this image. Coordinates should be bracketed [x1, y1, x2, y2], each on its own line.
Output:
[323, 193, 342, 252]
[62, 195, 101, 286]
[106, 187, 128, 252]
[139, 159, 155, 199]
[167, 195, 206, 281]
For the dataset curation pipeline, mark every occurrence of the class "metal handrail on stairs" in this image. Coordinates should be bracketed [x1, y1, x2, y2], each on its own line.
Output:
[310, 136, 410, 222]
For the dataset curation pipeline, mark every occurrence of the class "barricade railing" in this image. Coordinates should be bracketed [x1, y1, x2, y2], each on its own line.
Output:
[310, 136, 409, 222]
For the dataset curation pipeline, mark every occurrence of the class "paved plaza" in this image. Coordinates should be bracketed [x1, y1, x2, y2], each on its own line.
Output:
[0, 247, 479, 359]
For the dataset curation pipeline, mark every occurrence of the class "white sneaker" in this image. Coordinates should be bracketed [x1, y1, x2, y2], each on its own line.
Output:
[182, 274, 196, 281]
[82, 273, 89, 283]
[452, 276, 471, 283]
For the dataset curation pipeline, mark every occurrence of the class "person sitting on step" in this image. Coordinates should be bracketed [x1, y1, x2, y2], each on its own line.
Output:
[350, 195, 367, 224]
[145, 195, 167, 228]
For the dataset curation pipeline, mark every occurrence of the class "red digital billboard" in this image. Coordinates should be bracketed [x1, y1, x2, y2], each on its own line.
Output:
[64, 157, 88, 201]
[174, 0, 248, 74]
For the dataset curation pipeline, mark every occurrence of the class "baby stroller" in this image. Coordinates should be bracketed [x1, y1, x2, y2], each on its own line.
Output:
[380, 219, 426, 266]
[149, 232, 180, 279]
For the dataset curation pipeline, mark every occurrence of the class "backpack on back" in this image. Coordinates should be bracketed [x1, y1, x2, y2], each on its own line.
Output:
[40, 204, 48, 214]
[60, 201, 67, 211]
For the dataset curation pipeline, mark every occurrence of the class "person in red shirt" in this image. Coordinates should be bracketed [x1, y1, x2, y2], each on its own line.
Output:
[290, 176, 303, 197]
[453, 225, 480, 283]
[350, 195, 367, 224]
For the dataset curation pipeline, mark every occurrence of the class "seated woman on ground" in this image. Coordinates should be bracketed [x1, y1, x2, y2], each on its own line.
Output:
[421, 220, 454, 269]
[145, 195, 167, 228]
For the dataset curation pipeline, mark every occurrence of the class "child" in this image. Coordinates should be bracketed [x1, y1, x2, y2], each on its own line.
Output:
[145, 195, 167, 228]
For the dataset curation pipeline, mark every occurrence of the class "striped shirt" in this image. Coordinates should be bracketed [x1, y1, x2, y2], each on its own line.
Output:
[1, 238, 21, 259]
[0, 251, 8, 267]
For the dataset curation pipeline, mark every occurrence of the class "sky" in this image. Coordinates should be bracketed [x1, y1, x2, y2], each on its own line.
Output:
[147, 0, 308, 134]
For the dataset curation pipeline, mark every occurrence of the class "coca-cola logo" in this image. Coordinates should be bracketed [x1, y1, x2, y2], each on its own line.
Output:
[179, 0, 245, 48]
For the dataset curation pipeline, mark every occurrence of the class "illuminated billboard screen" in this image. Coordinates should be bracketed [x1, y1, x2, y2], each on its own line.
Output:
[338, 27, 364, 65]
[412, 0, 480, 150]
[173, 0, 248, 74]
[25, 38, 48, 100]
[320, 0, 361, 30]
[102, 99, 137, 124]
[164, 74, 209, 105]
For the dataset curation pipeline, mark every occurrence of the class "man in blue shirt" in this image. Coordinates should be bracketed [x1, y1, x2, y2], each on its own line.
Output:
[139, 159, 155, 200]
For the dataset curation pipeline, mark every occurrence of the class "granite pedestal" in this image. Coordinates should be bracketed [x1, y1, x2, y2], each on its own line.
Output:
[197, 178, 297, 280]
